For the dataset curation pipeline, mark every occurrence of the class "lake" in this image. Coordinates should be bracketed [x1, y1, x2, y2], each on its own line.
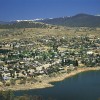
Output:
[14, 70, 100, 100]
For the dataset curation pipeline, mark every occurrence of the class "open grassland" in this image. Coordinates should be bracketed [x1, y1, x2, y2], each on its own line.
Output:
[0, 27, 100, 42]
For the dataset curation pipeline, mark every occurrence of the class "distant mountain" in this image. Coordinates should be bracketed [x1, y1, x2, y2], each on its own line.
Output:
[0, 13, 100, 28]
[37, 13, 100, 27]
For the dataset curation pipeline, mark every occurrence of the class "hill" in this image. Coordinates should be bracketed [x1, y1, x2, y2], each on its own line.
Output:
[38, 14, 100, 27]
[0, 13, 100, 28]
[0, 21, 50, 29]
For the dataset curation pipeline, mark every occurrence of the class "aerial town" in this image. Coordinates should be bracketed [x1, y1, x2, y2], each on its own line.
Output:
[0, 27, 99, 89]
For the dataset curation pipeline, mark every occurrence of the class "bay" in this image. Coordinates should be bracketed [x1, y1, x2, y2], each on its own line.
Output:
[14, 70, 100, 100]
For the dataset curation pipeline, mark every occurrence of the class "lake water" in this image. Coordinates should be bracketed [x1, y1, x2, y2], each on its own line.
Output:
[14, 70, 100, 100]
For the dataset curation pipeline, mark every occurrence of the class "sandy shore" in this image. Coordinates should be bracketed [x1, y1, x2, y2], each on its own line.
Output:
[0, 67, 100, 91]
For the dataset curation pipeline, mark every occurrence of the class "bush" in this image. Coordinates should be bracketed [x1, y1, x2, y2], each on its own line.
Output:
[0, 82, 3, 86]
[67, 69, 71, 74]
[5, 81, 11, 86]
[10, 79, 16, 85]
[19, 78, 26, 85]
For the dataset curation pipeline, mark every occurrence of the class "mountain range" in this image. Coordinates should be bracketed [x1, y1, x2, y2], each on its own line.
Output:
[0, 13, 100, 28]
[37, 13, 100, 27]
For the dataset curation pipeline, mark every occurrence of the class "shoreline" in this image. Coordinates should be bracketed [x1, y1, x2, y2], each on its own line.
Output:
[0, 67, 100, 91]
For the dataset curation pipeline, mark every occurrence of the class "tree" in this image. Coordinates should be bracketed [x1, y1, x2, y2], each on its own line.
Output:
[61, 58, 65, 66]
[73, 60, 78, 67]
[53, 43, 58, 52]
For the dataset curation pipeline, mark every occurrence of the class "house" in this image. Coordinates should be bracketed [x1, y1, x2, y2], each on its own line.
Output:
[87, 51, 93, 55]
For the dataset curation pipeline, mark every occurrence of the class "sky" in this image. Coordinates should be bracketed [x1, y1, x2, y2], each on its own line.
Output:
[0, 0, 100, 21]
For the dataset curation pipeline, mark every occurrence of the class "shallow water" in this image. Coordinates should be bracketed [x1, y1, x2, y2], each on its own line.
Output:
[14, 70, 100, 100]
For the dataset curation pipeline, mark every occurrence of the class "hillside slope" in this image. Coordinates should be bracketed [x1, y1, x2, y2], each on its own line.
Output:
[38, 14, 100, 27]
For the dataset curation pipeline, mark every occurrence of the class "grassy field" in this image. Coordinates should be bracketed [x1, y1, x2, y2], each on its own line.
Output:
[0, 27, 100, 42]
